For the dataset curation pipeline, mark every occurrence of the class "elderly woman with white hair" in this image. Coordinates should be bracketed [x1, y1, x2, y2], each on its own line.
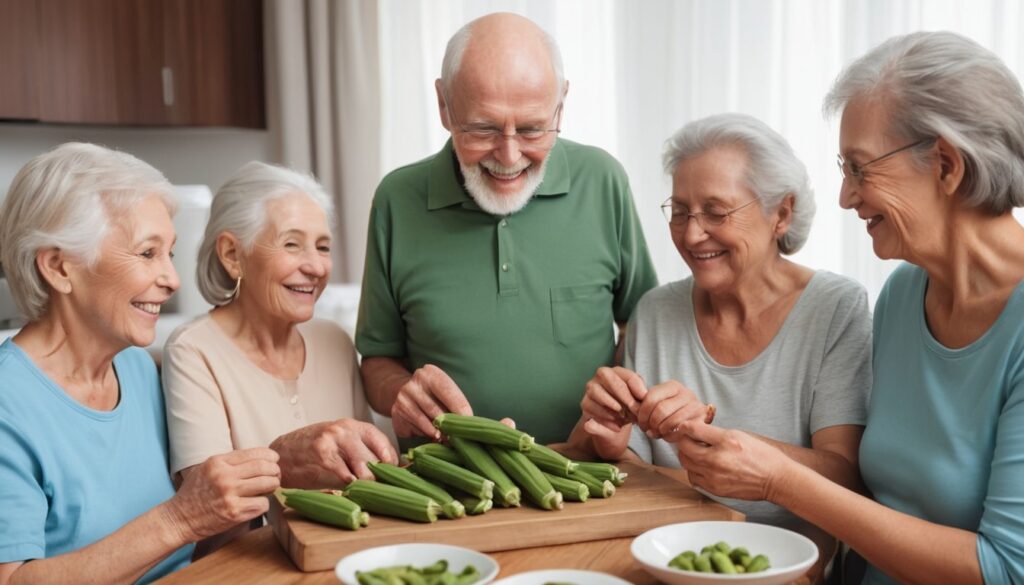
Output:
[664, 33, 1024, 585]
[0, 143, 280, 585]
[162, 162, 397, 500]
[568, 113, 872, 530]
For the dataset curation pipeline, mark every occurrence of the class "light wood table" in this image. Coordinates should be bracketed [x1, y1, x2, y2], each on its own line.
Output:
[157, 467, 825, 585]
[158, 526, 675, 584]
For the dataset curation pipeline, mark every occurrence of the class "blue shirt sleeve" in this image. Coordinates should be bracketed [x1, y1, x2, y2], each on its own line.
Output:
[0, 416, 47, 562]
[977, 369, 1024, 584]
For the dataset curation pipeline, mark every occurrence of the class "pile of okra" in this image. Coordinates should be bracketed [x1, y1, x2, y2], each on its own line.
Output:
[280, 413, 628, 529]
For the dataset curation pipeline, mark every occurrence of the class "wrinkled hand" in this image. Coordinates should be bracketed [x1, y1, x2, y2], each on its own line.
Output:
[675, 420, 788, 502]
[166, 448, 281, 542]
[635, 380, 709, 442]
[270, 419, 399, 488]
[391, 364, 471, 439]
[578, 366, 647, 459]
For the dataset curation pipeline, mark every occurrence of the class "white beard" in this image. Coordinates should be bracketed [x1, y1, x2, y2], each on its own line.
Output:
[460, 156, 548, 216]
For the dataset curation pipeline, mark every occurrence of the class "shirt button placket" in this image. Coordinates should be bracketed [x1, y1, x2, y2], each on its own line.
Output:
[497, 217, 517, 296]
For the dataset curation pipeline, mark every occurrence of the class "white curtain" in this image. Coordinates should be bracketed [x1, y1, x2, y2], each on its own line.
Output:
[256, 0, 1023, 455]
[264, 0, 380, 283]
[332, 0, 1024, 303]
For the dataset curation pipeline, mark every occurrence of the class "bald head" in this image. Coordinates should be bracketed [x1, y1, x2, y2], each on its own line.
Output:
[440, 13, 565, 99]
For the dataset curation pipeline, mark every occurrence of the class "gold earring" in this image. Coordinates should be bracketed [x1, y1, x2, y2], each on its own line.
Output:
[226, 275, 242, 301]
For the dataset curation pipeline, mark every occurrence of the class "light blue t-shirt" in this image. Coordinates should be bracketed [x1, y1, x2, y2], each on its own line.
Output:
[0, 339, 192, 583]
[860, 263, 1024, 585]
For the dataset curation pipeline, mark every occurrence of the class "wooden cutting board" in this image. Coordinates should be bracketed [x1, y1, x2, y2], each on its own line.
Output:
[269, 462, 743, 572]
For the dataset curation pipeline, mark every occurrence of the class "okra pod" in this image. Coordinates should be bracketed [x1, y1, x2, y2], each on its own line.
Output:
[487, 445, 563, 510]
[343, 479, 441, 523]
[568, 469, 616, 498]
[542, 471, 589, 502]
[368, 461, 465, 519]
[434, 413, 535, 452]
[573, 461, 628, 486]
[457, 494, 493, 515]
[710, 551, 738, 574]
[524, 443, 578, 476]
[746, 554, 771, 573]
[406, 442, 464, 465]
[280, 489, 363, 530]
[449, 436, 522, 507]
[411, 451, 494, 500]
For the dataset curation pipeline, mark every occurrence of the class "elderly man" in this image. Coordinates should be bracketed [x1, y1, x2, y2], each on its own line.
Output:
[356, 13, 657, 445]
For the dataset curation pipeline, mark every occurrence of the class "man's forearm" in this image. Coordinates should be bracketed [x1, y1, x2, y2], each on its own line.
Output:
[360, 356, 413, 416]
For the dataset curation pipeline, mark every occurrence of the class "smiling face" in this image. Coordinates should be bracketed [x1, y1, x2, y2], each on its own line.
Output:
[438, 16, 563, 216]
[67, 194, 179, 349]
[237, 193, 331, 326]
[669, 146, 783, 294]
[838, 98, 942, 261]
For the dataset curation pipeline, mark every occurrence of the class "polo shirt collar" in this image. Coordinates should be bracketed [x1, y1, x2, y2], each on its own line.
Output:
[427, 138, 571, 210]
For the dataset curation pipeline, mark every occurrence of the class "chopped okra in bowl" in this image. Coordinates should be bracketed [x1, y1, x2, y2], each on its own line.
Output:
[631, 521, 818, 585]
[335, 543, 499, 585]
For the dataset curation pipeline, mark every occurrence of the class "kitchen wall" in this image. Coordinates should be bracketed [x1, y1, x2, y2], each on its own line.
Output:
[0, 123, 275, 198]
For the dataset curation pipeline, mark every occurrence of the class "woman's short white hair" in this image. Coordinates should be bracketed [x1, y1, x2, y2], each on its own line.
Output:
[440, 17, 565, 97]
[196, 161, 334, 306]
[0, 142, 175, 321]
[663, 113, 816, 254]
[824, 31, 1024, 214]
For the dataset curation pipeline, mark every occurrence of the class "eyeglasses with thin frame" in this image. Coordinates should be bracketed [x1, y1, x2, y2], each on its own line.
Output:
[443, 91, 563, 152]
[660, 195, 763, 229]
[836, 138, 934, 184]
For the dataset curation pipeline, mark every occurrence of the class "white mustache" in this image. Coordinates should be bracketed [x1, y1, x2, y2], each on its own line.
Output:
[480, 158, 531, 175]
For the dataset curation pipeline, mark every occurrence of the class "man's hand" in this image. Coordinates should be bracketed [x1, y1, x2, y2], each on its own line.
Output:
[391, 364, 472, 439]
[270, 419, 399, 488]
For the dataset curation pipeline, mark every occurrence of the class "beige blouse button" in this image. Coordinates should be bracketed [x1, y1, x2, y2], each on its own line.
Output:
[289, 395, 298, 405]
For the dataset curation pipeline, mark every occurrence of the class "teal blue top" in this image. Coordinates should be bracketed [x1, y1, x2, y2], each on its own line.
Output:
[860, 263, 1024, 584]
[356, 138, 657, 444]
[0, 339, 192, 583]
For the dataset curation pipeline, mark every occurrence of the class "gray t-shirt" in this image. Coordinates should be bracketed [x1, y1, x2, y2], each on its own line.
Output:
[627, 270, 872, 527]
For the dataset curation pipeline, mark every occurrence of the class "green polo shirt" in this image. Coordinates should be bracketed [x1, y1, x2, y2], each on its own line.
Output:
[356, 138, 657, 444]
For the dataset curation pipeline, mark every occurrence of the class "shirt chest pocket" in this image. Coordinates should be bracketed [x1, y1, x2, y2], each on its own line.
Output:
[550, 283, 614, 347]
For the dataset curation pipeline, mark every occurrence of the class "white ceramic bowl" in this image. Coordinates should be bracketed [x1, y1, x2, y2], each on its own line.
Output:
[631, 521, 818, 585]
[492, 569, 631, 585]
[335, 543, 499, 585]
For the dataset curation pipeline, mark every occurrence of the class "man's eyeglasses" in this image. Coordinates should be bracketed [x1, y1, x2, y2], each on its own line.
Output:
[661, 195, 762, 229]
[444, 91, 562, 152]
[836, 138, 934, 184]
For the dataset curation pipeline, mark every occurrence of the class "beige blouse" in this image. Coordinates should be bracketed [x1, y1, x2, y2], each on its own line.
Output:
[161, 314, 371, 474]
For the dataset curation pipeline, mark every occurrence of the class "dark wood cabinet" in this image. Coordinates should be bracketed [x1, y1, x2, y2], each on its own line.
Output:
[0, 0, 41, 120]
[0, 0, 265, 128]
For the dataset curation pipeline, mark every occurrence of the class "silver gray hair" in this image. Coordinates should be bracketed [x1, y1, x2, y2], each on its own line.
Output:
[663, 113, 816, 254]
[824, 31, 1024, 214]
[0, 142, 175, 321]
[196, 161, 334, 306]
[440, 17, 565, 97]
